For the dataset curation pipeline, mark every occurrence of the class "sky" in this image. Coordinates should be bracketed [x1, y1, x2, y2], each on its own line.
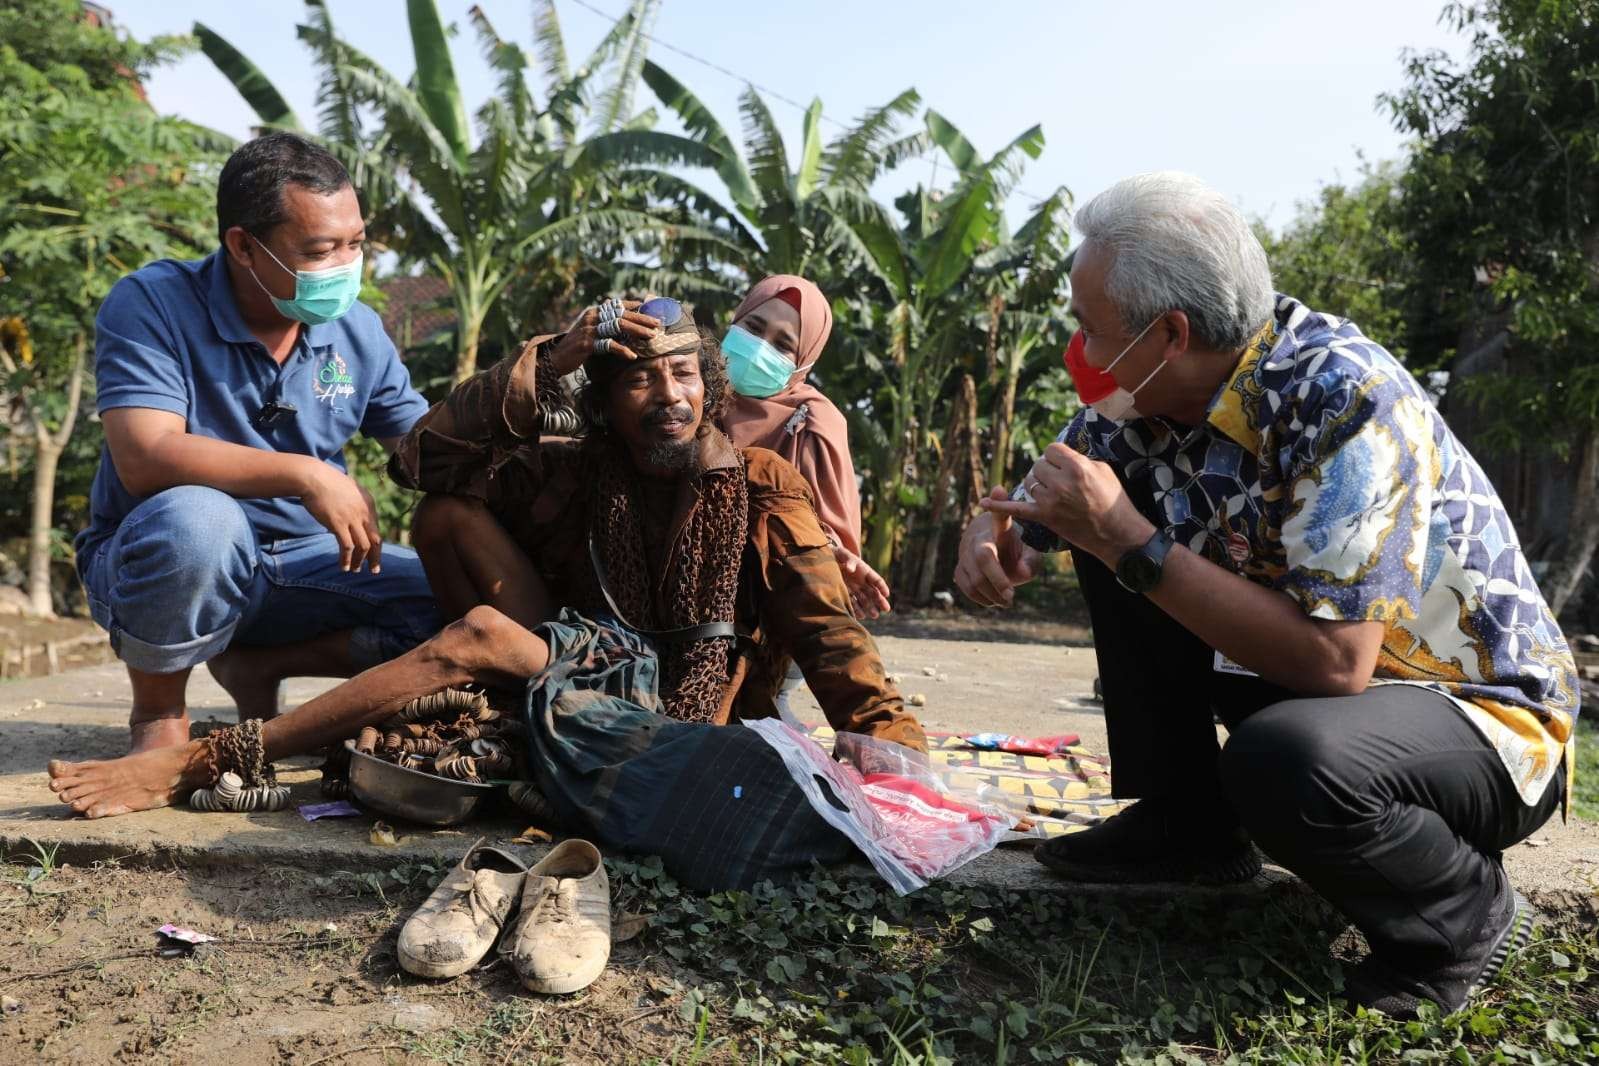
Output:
[105, 0, 1468, 231]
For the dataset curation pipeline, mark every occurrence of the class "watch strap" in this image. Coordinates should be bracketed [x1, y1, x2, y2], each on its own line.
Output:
[1117, 527, 1175, 594]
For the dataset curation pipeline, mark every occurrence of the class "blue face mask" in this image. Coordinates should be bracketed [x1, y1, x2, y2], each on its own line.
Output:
[248, 237, 363, 325]
[722, 324, 806, 398]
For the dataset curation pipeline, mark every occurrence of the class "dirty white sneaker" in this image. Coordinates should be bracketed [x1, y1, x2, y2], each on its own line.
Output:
[397, 839, 527, 979]
[501, 839, 611, 994]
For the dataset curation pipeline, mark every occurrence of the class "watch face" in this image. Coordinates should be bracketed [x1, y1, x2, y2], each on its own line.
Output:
[1119, 551, 1161, 592]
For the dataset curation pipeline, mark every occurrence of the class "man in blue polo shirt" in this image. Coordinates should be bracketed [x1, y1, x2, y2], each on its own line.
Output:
[76, 132, 439, 752]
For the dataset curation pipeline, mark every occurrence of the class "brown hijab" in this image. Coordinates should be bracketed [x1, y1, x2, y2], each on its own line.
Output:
[721, 275, 864, 556]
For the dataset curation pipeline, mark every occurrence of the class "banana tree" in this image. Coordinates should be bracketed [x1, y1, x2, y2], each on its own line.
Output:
[970, 187, 1074, 489]
[873, 188, 1074, 599]
[572, 61, 927, 309]
[585, 82, 1067, 584]
[198, 0, 725, 384]
[194, 21, 301, 132]
[837, 116, 1049, 578]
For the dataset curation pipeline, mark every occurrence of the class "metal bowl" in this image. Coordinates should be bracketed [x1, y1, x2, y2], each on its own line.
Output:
[344, 740, 493, 826]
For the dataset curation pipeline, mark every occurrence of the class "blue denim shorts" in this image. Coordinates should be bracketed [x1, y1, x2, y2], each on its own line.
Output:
[78, 485, 440, 674]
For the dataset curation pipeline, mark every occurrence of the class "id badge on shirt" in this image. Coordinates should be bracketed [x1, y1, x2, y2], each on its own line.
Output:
[1213, 650, 1260, 678]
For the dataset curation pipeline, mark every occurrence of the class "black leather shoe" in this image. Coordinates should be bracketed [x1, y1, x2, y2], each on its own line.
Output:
[1345, 865, 1534, 1018]
[1034, 797, 1261, 884]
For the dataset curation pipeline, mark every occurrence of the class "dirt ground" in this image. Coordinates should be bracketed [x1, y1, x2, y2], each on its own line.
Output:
[0, 616, 115, 679]
[2, 846, 1593, 1065]
[2, 610, 1595, 1064]
[866, 600, 1093, 647]
[0, 613, 1115, 1064]
[0, 859, 717, 1065]
[0, 600, 1091, 682]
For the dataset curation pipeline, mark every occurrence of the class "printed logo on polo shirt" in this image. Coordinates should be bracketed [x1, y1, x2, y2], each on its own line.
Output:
[315, 352, 356, 407]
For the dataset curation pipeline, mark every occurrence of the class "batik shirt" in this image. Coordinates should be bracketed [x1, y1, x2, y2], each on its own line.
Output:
[1024, 295, 1578, 806]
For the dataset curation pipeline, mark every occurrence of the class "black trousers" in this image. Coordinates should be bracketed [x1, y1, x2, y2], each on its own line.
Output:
[1073, 547, 1564, 962]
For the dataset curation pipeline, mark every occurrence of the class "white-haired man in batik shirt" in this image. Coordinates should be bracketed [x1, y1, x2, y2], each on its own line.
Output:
[957, 171, 1577, 1018]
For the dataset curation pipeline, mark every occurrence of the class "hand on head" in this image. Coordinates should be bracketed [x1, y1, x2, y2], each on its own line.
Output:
[548, 299, 663, 375]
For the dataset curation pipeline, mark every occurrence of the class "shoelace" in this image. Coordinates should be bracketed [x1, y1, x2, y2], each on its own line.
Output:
[435, 869, 511, 929]
[528, 879, 576, 924]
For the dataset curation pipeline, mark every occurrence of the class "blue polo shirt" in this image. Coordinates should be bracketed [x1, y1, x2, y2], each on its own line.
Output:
[76, 250, 430, 560]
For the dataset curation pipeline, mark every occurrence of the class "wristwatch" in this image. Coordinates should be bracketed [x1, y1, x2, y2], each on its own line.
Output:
[1116, 528, 1175, 594]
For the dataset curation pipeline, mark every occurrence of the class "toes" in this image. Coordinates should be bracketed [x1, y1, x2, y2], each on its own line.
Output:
[48, 761, 99, 794]
[56, 758, 101, 774]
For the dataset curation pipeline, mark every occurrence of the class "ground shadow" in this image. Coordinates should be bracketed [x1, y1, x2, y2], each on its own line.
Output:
[869, 608, 1095, 646]
[1, 722, 132, 780]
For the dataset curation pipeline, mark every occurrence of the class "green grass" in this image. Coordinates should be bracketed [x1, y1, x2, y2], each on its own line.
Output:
[1, 838, 60, 883]
[390, 713, 1599, 1064]
[0, 838, 70, 909]
[409, 1000, 564, 1065]
[1572, 714, 1599, 823]
[579, 857, 1599, 1066]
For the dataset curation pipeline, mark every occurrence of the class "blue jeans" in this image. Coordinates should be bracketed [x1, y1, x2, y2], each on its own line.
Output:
[78, 486, 441, 675]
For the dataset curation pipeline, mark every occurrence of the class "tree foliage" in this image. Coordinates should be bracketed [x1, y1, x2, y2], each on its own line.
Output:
[201, 0, 734, 386]
[0, 0, 1087, 607]
[0, 0, 220, 612]
[16, 0, 1598, 616]
[1376, 0, 1599, 615]
[1256, 162, 1410, 365]
[1380, 0, 1599, 449]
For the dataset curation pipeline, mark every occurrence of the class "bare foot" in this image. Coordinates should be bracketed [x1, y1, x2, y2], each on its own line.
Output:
[47, 741, 211, 819]
[130, 713, 191, 754]
[207, 647, 283, 722]
[126, 664, 194, 754]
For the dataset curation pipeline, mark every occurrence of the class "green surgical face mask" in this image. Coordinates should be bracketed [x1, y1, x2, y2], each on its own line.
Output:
[248, 236, 363, 325]
[722, 324, 808, 398]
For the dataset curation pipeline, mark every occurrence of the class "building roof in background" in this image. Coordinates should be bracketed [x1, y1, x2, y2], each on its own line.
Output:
[377, 274, 455, 354]
[81, 3, 149, 102]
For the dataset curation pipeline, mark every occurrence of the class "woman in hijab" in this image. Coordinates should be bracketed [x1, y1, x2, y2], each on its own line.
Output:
[720, 275, 890, 619]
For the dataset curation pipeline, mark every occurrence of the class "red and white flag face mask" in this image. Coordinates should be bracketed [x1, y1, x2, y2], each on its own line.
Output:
[1063, 317, 1164, 423]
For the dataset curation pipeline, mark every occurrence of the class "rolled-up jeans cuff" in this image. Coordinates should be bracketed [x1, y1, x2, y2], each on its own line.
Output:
[112, 618, 239, 675]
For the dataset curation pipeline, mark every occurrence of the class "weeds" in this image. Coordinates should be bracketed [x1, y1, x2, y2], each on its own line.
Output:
[411, 1000, 561, 1065]
[601, 857, 1599, 1065]
[1, 839, 60, 885]
[9, 840, 1587, 1063]
[0, 839, 72, 909]
[309, 860, 446, 906]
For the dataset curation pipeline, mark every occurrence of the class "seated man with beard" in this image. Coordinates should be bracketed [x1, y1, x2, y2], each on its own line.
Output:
[46, 297, 924, 819]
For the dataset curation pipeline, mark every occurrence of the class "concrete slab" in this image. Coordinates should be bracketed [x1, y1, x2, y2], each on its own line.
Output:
[2, 639, 1593, 910]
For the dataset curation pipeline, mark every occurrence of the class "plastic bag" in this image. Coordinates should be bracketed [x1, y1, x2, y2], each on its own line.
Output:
[744, 718, 1013, 895]
[964, 731, 1081, 757]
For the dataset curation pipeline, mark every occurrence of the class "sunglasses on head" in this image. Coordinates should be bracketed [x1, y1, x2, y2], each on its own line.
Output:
[638, 296, 684, 327]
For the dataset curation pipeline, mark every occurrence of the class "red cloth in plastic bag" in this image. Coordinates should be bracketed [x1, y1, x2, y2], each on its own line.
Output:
[963, 732, 1081, 757]
[744, 719, 1012, 894]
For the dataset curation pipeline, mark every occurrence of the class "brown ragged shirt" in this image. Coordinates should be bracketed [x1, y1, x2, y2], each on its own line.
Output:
[389, 342, 926, 751]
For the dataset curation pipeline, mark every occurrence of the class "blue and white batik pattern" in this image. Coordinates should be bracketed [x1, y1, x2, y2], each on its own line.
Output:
[1032, 295, 1578, 806]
